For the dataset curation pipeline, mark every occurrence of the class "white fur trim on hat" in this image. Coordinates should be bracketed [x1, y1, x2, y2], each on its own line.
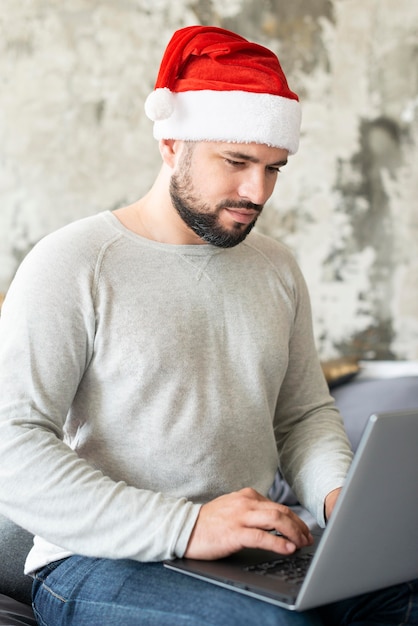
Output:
[146, 89, 301, 154]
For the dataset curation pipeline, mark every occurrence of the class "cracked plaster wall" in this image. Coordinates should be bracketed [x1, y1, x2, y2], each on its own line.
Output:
[1, 0, 417, 359]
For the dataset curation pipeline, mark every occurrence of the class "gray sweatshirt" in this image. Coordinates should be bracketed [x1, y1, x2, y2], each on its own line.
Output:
[0, 211, 352, 574]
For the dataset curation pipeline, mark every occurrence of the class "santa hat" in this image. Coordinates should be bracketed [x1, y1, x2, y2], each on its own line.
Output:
[144, 25, 301, 154]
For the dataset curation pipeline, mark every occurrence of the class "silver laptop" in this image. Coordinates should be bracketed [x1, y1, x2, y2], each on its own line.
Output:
[164, 409, 418, 611]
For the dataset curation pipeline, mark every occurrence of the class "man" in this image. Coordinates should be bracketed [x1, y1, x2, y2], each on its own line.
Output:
[0, 25, 416, 626]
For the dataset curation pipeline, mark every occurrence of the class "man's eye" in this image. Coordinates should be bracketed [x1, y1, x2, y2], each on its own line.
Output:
[226, 159, 244, 167]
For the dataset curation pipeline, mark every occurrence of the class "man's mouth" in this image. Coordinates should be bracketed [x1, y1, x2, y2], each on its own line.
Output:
[224, 207, 260, 225]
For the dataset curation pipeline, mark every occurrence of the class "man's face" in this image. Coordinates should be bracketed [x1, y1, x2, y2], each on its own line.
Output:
[169, 141, 288, 248]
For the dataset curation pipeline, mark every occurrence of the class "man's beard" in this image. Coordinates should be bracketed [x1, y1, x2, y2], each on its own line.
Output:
[169, 152, 263, 248]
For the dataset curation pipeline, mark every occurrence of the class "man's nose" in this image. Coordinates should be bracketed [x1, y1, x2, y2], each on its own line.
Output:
[238, 170, 271, 206]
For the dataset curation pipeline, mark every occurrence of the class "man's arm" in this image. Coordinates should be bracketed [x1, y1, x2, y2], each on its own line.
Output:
[269, 254, 353, 526]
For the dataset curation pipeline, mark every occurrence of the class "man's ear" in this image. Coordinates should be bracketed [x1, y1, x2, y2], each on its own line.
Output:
[159, 139, 183, 168]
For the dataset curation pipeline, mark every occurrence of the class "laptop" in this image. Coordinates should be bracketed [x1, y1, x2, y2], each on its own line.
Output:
[164, 409, 418, 611]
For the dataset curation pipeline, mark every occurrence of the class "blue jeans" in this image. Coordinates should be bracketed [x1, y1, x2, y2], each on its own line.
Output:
[32, 556, 418, 626]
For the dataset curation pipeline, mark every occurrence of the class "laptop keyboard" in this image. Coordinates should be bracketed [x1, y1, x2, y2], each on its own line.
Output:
[244, 552, 314, 584]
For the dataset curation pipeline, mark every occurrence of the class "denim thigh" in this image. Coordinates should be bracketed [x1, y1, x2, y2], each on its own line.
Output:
[33, 556, 418, 626]
[318, 578, 418, 625]
[32, 555, 323, 626]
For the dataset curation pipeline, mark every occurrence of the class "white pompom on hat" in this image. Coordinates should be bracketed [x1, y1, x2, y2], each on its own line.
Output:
[145, 25, 301, 154]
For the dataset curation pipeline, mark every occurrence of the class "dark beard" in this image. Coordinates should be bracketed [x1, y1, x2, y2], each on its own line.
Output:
[170, 173, 262, 248]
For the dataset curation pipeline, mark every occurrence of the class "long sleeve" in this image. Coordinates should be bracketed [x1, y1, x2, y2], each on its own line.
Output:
[270, 254, 353, 524]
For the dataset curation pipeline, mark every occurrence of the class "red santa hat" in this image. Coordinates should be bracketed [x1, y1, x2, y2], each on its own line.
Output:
[144, 25, 301, 154]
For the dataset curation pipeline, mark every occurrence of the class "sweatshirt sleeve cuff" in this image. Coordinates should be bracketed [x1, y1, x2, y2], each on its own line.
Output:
[171, 502, 202, 558]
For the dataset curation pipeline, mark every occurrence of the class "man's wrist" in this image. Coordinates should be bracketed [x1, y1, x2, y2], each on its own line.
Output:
[324, 487, 342, 523]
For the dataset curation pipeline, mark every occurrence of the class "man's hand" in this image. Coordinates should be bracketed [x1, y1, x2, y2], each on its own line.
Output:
[324, 487, 342, 522]
[184, 487, 313, 560]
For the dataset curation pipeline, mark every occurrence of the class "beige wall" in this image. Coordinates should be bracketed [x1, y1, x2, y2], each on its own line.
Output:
[1, 0, 417, 359]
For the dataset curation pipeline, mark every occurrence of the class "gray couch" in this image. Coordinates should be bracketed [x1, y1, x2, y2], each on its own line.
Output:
[0, 594, 36, 626]
[1, 375, 417, 625]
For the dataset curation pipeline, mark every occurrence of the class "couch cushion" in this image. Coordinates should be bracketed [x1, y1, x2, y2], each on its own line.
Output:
[0, 594, 36, 626]
[332, 375, 418, 450]
[0, 516, 33, 606]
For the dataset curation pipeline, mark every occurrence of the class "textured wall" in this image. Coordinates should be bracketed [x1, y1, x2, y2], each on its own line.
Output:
[1, 0, 417, 359]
